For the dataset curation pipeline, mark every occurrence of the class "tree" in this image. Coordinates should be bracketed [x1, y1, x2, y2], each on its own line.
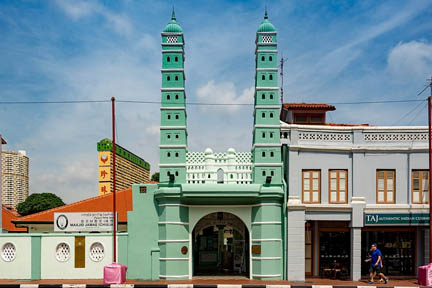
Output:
[17, 193, 65, 216]
[151, 172, 160, 182]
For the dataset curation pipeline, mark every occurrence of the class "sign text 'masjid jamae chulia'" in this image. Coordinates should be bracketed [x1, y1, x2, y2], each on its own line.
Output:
[365, 213, 430, 226]
[54, 212, 117, 232]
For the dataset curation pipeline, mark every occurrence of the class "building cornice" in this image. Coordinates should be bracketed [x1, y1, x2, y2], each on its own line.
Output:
[159, 163, 187, 167]
[254, 125, 280, 129]
[256, 68, 278, 72]
[161, 69, 184, 72]
[252, 163, 283, 167]
[281, 123, 428, 132]
[256, 87, 279, 90]
[252, 143, 282, 149]
[159, 145, 187, 149]
[161, 50, 184, 53]
[255, 105, 280, 109]
[160, 107, 186, 110]
[161, 88, 185, 91]
[161, 32, 183, 36]
[161, 43, 184, 46]
[160, 126, 187, 130]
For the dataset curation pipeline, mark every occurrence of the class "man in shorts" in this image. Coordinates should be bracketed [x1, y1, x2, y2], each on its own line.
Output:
[365, 243, 388, 284]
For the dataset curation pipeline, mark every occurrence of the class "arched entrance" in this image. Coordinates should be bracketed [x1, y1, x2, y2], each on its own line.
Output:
[192, 212, 249, 277]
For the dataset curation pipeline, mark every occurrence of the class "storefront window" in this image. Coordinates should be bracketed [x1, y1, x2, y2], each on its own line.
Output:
[361, 230, 415, 276]
[319, 231, 350, 279]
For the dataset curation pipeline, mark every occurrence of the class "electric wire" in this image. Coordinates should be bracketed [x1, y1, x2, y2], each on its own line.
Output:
[391, 100, 427, 126]
[407, 102, 428, 126]
[0, 98, 426, 106]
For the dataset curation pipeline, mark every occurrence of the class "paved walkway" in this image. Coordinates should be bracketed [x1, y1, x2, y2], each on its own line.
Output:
[0, 278, 424, 287]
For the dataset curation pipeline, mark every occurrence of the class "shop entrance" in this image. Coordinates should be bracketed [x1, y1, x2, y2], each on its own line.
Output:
[192, 212, 249, 277]
[361, 228, 416, 276]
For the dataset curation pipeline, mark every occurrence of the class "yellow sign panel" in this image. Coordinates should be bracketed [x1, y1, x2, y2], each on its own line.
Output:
[98, 167, 111, 182]
[98, 182, 112, 196]
[98, 151, 111, 167]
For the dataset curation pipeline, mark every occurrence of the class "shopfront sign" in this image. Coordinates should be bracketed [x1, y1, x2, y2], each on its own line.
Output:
[54, 212, 117, 232]
[365, 213, 429, 226]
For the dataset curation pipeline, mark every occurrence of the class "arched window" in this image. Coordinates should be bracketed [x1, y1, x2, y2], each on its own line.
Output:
[175, 115, 179, 119]
[175, 134, 179, 139]
[167, 56, 171, 62]
[270, 151, 274, 157]
[270, 133, 273, 138]
[175, 152, 179, 157]
[271, 171, 274, 176]
[167, 94, 170, 100]
[175, 171, 179, 176]
[269, 56, 273, 61]
[262, 151, 266, 157]
[175, 56, 178, 62]
[270, 112, 274, 118]
[262, 170, 266, 176]
[167, 114, 171, 119]
[262, 112, 265, 118]
[175, 94, 179, 99]
[217, 168, 224, 184]
[167, 152, 171, 157]
[269, 74, 273, 80]
[167, 171, 170, 176]
[262, 132, 266, 138]
[261, 56, 265, 62]
[270, 94, 274, 99]
[284, 132, 288, 138]
[175, 76, 179, 81]
[262, 75, 265, 80]
[167, 134, 171, 139]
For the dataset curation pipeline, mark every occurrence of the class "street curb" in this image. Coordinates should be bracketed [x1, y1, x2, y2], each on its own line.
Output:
[0, 285, 428, 288]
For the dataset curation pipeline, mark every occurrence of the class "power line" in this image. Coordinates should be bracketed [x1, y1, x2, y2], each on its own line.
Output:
[392, 100, 427, 126]
[0, 98, 426, 106]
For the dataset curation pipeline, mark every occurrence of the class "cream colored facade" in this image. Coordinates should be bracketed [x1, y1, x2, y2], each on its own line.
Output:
[1, 150, 29, 208]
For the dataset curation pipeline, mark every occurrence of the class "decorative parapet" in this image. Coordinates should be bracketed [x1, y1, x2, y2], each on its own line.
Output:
[281, 123, 428, 150]
[186, 148, 252, 184]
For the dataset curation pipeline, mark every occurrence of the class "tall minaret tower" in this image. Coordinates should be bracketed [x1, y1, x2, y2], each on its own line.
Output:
[252, 10, 282, 185]
[159, 10, 187, 184]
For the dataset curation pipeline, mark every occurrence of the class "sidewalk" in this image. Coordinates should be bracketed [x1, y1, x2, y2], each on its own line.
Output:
[0, 278, 424, 287]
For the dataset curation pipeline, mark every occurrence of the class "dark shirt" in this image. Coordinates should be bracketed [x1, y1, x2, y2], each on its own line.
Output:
[370, 249, 382, 267]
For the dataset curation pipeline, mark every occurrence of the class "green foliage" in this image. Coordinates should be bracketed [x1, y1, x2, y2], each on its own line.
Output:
[17, 193, 65, 216]
[151, 172, 160, 182]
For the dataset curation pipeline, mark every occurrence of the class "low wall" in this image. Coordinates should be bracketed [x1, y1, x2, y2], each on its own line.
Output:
[0, 233, 128, 280]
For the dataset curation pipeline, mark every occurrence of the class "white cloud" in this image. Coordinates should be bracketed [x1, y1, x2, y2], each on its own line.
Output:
[387, 41, 432, 79]
[195, 81, 254, 114]
[54, 0, 132, 36]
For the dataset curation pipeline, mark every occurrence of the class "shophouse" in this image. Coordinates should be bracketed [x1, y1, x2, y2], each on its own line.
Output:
[282, 103, 430, 281]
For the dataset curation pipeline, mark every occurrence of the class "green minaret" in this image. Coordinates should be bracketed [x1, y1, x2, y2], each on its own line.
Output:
[252, 10, 282, 185]
[159, 10, 187, 184]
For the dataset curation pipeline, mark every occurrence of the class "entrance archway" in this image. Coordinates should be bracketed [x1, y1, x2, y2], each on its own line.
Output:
[192, 212, 249, 277]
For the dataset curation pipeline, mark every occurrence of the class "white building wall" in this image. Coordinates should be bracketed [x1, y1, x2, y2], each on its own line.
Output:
[0, 236, 32, 279]
[41, 235, 114, 279]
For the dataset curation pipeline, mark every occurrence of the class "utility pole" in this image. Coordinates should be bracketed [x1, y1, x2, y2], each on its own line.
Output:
[428, 76, 432, 263]
[111, 96, 117, 263]
[279, 56, 288, 108]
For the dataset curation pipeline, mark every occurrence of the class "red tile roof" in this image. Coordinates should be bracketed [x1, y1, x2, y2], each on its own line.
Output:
[2, 205, 26, 232]
[13, 188, 132, 225]
[282, 103, 336, 111]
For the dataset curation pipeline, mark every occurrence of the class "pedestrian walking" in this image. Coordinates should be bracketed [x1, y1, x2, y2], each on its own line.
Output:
[365, 243, 388, 284]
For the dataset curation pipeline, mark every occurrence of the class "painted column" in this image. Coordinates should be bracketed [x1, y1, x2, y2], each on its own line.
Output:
[425, 229, 430, 264]
[251, 203, 283, 280]
[158, 201, 189, 280]
[287, 196, 305, 281]
[160, 10, 187, 184]
[31, 235, 41, 280]
[351, 197, 365, 280]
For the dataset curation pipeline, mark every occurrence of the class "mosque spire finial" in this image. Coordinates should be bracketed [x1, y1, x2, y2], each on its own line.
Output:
[171, 6, 176, 21]
[264, 6, 268, 19]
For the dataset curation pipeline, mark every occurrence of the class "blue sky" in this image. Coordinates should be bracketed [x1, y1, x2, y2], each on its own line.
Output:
[1, 0, 432, 203]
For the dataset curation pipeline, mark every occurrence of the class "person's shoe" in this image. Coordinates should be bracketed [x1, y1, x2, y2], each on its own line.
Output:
[384, 277, 388, 284]
[368, 281, 374, 284]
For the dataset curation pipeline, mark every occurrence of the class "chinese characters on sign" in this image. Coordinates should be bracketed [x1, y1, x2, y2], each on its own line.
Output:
[54, 212, 117, 232]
